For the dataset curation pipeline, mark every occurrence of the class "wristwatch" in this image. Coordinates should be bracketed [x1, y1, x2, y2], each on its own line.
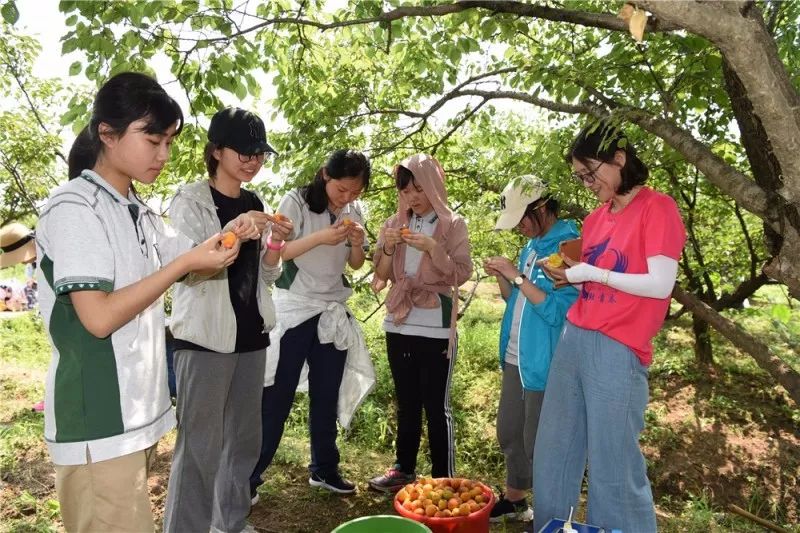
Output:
[512, 273, 526, 287]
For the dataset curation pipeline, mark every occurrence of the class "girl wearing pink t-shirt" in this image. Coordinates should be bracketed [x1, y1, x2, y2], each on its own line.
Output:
[533, 124, 686, 533]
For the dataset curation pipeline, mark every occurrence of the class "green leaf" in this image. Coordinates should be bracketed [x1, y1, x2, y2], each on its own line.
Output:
[771, 304, 791, 323]
[563, 84, 580, 101]
[1, 1, 19, 24]
[234, 80, 247, 101]
[68, 61, 81, 76]
[61, 38, 78, 54]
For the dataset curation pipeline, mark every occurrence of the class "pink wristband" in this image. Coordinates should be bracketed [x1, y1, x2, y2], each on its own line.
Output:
[266, 235, 285, 251]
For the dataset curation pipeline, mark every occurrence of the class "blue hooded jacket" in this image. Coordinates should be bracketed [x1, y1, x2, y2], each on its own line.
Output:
[499, 219, 580, 391]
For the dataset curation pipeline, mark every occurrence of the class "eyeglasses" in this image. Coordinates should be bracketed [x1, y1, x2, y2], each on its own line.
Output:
[237, 151, 272, 163]
[571, 161, 604, 185]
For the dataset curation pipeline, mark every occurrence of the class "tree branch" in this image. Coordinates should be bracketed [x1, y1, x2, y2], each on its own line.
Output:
[443, 88, 771, 221]
[2, 58, 67, 165]
[159, 1, 681, 46]
[672, 284, 800, 406]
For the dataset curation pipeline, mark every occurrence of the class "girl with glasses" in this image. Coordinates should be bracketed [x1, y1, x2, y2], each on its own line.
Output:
[164, 107, 287, 533]
[535, 123, 687, 533]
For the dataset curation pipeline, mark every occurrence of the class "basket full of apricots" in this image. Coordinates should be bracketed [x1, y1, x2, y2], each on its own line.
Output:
[394, 477, 495, 533]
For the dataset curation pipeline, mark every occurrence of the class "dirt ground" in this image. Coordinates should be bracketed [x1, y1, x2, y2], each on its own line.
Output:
[4, 368, 797, 532]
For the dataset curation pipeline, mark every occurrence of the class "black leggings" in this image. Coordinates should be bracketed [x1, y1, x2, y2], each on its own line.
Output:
[386, 332, 456, 477]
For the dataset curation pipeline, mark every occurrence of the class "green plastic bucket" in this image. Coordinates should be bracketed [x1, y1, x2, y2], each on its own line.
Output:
[331, 515, 432, 533]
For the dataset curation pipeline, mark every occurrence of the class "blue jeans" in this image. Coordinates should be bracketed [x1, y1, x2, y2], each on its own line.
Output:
[249, 314, 347, 493]
[533, 321, 656, 533]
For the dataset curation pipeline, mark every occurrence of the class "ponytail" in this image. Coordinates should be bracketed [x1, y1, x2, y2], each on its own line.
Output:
[68, 125, 100, 179]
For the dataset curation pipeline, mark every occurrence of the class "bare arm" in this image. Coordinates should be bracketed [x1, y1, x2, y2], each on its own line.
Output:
[71, 234, 237, 338]
[281, 225, 349, 261]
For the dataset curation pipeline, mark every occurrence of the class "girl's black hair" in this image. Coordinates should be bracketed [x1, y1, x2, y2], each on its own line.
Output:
[523, 196, 559, 231]
[301, 149, 371, 213]
[204, 142, 221, 178]
[566, 122, 648, 195]
[68, 72, 184, 179]
[395, 165, 415, 190]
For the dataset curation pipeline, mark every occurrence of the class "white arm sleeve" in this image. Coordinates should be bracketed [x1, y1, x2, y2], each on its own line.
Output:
[565, 255, 679, 299]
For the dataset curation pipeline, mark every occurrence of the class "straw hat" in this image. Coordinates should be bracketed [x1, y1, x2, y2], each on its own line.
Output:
[0, 222, 36, 268]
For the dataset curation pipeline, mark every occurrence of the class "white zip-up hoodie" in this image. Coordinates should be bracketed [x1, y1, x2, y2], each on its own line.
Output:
[168, 179, 280, 353]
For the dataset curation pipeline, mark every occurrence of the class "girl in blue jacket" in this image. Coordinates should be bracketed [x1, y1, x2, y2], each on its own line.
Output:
[483, 175, 579, 523]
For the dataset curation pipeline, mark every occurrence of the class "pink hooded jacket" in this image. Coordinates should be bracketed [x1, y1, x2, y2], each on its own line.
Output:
[375, 154, 473, 358]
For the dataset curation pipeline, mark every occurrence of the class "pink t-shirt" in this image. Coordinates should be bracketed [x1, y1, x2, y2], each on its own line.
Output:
[567, 187, 686, 365]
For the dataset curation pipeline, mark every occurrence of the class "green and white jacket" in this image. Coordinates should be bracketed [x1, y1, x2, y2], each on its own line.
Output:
[36, 170, 192, 465]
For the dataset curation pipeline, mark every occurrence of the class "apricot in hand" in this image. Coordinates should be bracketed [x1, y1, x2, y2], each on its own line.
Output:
[221, 231, 237, 249]
[546, 253, 564, 268]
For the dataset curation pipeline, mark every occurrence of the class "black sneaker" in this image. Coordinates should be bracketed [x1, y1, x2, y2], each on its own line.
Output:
[489, 494, 533, 522]
[250, 487, 259, 506]
[309, 471, 356, 494]
[368, 465, 416, 493]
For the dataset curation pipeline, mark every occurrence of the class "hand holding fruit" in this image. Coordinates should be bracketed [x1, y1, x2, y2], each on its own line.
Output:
[183, 233, 239, 273]
[484, 256, 518, 280]
[226, 213, 260, 241]
[402, 231, 436, 253]
[319, 224, 350, 245]
[383, 227, 405, 247]
[344, 220, 365, 248]
[268, 213, 293, 242]
[247, 210, 272, 235]
[538, 253, 579, 287]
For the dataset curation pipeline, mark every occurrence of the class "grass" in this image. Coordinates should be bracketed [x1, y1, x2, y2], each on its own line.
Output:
[1, 284, 799, 532]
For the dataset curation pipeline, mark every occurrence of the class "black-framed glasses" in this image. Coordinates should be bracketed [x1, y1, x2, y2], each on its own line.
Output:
[571, 161, 604, 185]
[237, 151, 272, 163]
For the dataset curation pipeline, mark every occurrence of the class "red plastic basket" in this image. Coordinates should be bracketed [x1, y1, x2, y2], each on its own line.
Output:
[394, 479, 495, 533]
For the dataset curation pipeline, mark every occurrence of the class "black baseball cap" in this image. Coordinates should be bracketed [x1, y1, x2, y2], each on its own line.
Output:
[208, 107, 277, 156]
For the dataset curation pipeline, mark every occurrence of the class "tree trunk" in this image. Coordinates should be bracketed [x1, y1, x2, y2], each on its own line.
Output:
[639, 1, 800, 204]
[638, 1, 800, 298]
[691, 312, 714, 365]
[721, 58, 784, 257]
[672, 286, 800, 406]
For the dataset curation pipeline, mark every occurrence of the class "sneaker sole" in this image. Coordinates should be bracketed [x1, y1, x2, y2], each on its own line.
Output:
[308, 477, 356, 495]
[250, 493, 259, 506]
[367, 481, 407, 493]
[489, 508, 534, 523]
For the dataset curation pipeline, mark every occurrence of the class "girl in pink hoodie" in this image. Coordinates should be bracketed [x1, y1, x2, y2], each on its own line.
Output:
[369, 154, 473, 492]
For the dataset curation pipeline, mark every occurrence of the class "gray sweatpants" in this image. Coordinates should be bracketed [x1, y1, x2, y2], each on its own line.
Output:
[496, 364, 544, 490]
[164, 348, 266, 533]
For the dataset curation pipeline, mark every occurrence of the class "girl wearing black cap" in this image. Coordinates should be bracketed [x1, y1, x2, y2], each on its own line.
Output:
[164, 108, 291, 533]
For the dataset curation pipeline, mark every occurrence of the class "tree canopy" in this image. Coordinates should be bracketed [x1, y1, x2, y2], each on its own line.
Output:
[1, 1, 798, 400]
